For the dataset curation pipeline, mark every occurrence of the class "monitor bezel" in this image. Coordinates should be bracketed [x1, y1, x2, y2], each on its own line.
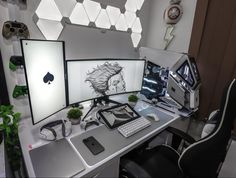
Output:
[66, 58, 146, 106]
[21, 39, 67, 125]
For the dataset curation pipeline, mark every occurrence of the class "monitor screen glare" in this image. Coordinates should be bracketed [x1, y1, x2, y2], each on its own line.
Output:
[177, 61, 194, 87]
[67, 59, 145, 105]
[21, 40, 66, 124]
[141, 61, 168, 100]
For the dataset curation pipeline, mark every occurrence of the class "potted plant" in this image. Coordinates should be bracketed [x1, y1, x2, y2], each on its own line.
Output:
[128, 94, 139, 108]
[0, 105, 22, 177]
[67, 107, 83, 125]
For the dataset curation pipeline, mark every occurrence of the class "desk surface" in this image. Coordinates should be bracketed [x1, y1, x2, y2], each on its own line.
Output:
[19, 99, 180, 177]
[0, 139, 5, 178]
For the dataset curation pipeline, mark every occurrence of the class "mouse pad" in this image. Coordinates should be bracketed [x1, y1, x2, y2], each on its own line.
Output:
[29, 139, 85, 177]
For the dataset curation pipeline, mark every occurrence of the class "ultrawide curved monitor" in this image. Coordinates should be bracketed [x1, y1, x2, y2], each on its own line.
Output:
[66, 59, 145, 105]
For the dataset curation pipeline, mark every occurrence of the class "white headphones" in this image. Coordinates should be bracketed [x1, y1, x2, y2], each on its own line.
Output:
[39, 120, 72, 141]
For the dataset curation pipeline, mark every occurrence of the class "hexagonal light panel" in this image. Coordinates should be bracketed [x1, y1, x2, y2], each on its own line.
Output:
[35, 0, 63, 21]
[106, 6, 121, 26]
[83, 0, 101, 22]
[132, 17, 142, 33]
[125, 0, 137, 13]
[69, 3, 90, 26]
[95, 9, 111, 29]
[124, 11, 136, 28]
[115, 14, 128, 32]
[137, 0, 145, 10]
[36, 19, 63, 40]
[54, 0, 77, 17]
[131, 33, 141, 48]
[33, 0, 146, 48]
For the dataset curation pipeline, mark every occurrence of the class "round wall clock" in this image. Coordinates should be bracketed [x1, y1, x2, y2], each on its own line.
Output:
[164, 4, 183, 24]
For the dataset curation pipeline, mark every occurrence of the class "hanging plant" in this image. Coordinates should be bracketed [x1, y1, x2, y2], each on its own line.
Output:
[0, 105, 22, 172]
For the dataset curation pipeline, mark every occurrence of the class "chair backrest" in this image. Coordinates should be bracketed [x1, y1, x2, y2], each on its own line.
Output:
[178, 79, 236, 178]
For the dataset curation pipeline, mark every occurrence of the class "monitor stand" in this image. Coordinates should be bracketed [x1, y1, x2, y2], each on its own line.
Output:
[82, 96, 121, 121]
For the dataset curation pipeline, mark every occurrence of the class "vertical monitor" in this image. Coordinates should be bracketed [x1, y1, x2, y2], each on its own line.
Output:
[140, 61, 168, 100]
[66, 59, 145, 105]
[21, 40, 67, 125]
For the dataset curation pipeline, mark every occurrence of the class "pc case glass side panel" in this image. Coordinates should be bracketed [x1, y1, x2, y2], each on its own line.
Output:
[67, 59, 145, 105]
[22, 40, 66, 124]
[189, 57, 200, 82]
[140, 61, 168, 100]
[176, 61, 194, 87]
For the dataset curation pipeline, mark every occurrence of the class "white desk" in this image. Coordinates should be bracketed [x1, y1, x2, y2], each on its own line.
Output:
[19, 99, 180, 177]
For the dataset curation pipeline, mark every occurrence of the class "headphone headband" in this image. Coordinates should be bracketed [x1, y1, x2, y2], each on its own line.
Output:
[40, 120, 66, 131]
[39, 120, 71, 141]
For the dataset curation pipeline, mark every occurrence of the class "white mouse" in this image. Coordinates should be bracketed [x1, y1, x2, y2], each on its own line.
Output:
[146, 113, 160, 122]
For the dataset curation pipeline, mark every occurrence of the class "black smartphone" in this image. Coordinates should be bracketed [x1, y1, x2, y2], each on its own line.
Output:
[83, 136, 105, 155]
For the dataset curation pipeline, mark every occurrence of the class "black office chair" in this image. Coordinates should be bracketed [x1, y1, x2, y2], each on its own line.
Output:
[120, 79, 236, 178]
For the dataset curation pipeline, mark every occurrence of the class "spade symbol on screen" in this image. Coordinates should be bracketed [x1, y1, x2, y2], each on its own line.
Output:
[43, 72, 54, 84]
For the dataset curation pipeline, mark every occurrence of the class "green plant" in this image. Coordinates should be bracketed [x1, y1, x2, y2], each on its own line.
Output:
[67, 108, 83, 119]
[128, 94, 139, 103]
[0, 105, 21, 171]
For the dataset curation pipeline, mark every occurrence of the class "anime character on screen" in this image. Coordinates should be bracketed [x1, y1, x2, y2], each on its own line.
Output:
[85, 62, 126, 96]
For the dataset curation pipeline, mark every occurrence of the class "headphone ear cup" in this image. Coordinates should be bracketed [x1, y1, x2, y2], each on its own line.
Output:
[62, 121, 66, 137]
[40, 127, 57, 141]
[64, 120, 72, 137]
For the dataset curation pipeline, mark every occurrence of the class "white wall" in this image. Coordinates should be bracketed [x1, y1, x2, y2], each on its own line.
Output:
[145, 0, 197, 53]
[60, 25, 138, 59]
[0, 0, 197, 118]
[0, 0, 148, 117]
[0, 3, 32, 117]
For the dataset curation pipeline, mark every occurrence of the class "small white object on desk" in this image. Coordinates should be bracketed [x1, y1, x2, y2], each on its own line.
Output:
[146, 113, 160, 122]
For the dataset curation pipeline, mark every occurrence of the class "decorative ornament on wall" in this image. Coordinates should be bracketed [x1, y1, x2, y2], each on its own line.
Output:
[33, 0, 145, 48]
[163, 0, 183, 50]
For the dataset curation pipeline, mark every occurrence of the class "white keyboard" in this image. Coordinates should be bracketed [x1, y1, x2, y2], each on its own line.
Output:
[117, 117, 151, 138]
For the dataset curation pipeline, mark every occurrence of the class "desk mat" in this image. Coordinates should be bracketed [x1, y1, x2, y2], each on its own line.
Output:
[70, 107, 174, 166]
[29, 138, 85, 177]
